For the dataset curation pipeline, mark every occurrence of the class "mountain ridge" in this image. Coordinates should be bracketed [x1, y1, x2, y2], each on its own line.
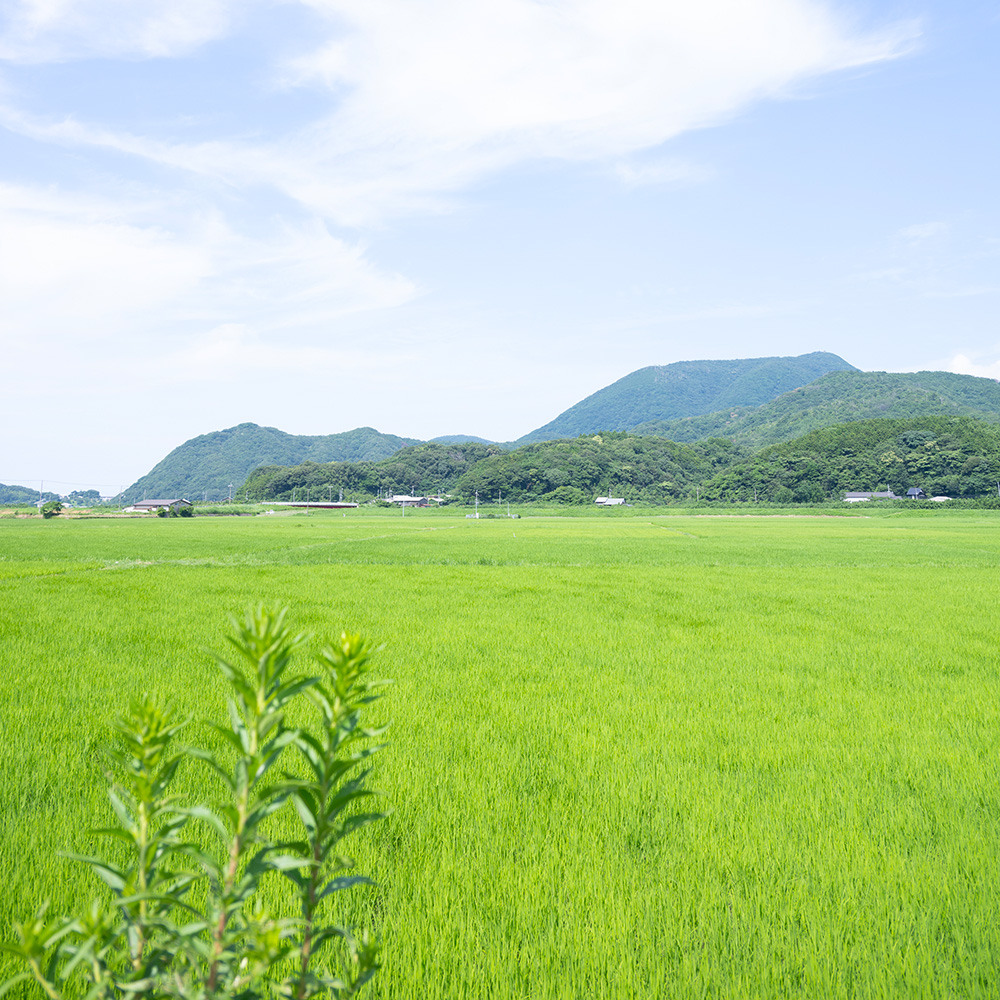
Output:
[117, 357, 1000, 501]
[631, 370, 1000, 448]
[122, 423, 422, 503]
[515, 351, 857, 444]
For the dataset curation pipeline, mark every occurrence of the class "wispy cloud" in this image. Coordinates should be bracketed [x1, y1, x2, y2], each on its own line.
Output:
[897, 220, 949, 243]
[948, 353, 1000, 381]
[614, 158, 714, 188]
[0, 0, 236, 62]
[0, 182, 416, 344]
[852, 218, 999, 299]
[0, 1, 918, 226]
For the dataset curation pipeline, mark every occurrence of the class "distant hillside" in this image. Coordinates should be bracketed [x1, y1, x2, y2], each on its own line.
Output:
[124, 423, 420, 502]
[240, 434, 745, 504]
[700, 415, 1000, 502]
[0, 482, 60, 505]
[632, 370, 1000, 448]
[517, 352, 855, 444]
[452, 433, 745, 504]
[243, 442, 498, 501]
[429, 434, 495, 445]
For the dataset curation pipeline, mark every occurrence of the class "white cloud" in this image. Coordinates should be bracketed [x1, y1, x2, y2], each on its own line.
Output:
[159, 323, 420, 382]
[948, 354, 1000, 381]
[614, 158, 713, 188]
[897, 221, 949, 243]
[0, 182, 416, 344]
[0, 0, 236, 61]
[0, 1, 918, 225]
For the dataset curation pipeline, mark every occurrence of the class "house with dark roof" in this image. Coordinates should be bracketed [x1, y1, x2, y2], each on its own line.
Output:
[126, 498, 192, 513]
[906, 487, 927, 499]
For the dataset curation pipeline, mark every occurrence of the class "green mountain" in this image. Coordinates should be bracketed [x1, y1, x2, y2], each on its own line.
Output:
[632, 370, 1000, 448]
[700, 415, 1000, 502]
[0, 483, 61, 506]
[516, 351, 856, 444]
[124, 423, 420, 503]
[429, 434, 495, 444]
[241, 435, 746, 505]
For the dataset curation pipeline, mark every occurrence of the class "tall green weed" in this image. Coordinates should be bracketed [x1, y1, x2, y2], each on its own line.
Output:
[2, 608, 388, 1000]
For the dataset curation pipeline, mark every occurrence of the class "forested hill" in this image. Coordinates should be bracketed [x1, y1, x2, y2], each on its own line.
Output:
[632, 370, 1000, 448]
[0, 482, 61, 505]
[243, 442, 499, 502]
[450, 434, 744, 504]
[700, 416, 1000, 502]
[516, 351, 855, 444]
[241, 435, 746, 504]
[123, 423, 420, 503]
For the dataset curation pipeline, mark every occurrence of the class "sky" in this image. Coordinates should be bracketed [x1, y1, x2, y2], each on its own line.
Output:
[1, 0, 998, 492]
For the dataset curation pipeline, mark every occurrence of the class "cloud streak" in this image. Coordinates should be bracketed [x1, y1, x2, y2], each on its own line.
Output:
[0, 182, 416, 345]
[0, 0, 236, 61]
[1, 1, 918, 225]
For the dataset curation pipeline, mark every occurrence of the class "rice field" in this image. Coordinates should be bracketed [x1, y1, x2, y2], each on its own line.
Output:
[1, 509, 999, 998]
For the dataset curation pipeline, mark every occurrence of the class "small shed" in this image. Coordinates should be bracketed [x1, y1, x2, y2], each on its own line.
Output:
[906, 487, 926, 499]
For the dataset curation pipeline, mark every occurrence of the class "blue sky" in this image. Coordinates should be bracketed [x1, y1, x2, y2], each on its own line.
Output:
[0, 0, 997, 490]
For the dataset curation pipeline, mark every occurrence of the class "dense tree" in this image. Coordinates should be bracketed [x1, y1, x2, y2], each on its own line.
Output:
[700, 416, 1000, 500]
[634, 370, 1000, 449]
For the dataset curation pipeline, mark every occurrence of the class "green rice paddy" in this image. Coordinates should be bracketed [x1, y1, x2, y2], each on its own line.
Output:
[2, 509, 999, 998]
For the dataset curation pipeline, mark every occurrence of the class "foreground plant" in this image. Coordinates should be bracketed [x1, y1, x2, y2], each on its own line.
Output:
[1, 607, 389, 1000]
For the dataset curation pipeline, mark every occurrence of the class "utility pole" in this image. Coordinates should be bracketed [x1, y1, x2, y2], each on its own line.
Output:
[475, 490, 479, 518]
[228, 483, 233, 502]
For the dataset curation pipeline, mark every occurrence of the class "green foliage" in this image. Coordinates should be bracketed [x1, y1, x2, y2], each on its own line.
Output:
[67, 490, 102, 507]
[635, 369, 1000, 449]
[450, 432, 746, 504]
[700, 415, 1000, 500]
[0, 485, 60, 506]
[40, 501, 63, 519]
[2, 608, 388, 1000]
[241, 434, 747, 505]
[516, 351, 854, 444]
[242, 443, 499, 504]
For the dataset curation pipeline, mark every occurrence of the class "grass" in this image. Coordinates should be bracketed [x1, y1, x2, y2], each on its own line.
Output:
[1, 509, 999, 998]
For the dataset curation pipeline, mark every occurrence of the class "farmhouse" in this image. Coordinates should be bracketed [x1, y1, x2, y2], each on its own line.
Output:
[842, 491, 899, 502]
[595, 497, 625, 506]
[906, 487, 927, 499]
[126, 498, 192, 513]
